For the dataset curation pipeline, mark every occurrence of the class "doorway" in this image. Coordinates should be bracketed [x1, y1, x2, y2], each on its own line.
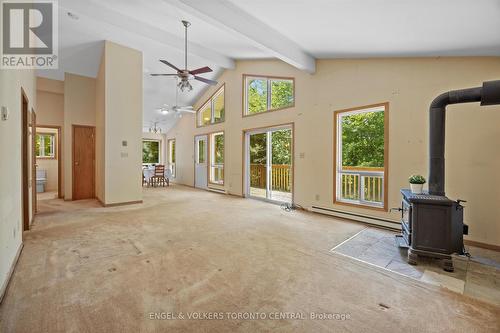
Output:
[35, 126, 61, 201]
[72, 125, 95, 200]
[194, 135, 208, 189]
[244, 124, 293, 203]
[21, 91, 30, 231]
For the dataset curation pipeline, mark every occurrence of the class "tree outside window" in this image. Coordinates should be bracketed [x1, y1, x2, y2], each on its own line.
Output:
[35, 133, 56, 158]
[245, 76, 294, 115]
[142, 140, 160, 164]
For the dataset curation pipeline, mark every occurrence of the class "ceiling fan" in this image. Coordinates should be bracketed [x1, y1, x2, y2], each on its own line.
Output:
[158, 80, 196, 116]
[151, 20, 218, 92]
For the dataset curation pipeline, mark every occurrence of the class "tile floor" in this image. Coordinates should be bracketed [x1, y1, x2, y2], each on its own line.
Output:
[331, 227, 500, 306]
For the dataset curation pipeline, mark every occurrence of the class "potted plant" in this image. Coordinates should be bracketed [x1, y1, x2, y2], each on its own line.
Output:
[409, 175, 426, 194]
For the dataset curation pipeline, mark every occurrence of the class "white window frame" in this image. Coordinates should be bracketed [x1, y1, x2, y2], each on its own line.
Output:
[197, 85, 225, 127]
[335, 104, 387, 209]
[209, 132, 224, 185]
[36, 132, 56, 158]
[168, 139, 176, 178]
[243, 75, 294, 116]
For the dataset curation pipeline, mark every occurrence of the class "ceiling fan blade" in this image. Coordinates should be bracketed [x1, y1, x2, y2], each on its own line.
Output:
[178, 105, 193, 109]
[159, 60, 181, 72]
[150, 73, 179, 76]
[194, 76, 218, 86]
[177, 108, 196, 113]
[189, 66, 212, 75]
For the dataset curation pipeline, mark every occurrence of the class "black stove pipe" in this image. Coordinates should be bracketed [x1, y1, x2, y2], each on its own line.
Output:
[429, 80, 500, 196]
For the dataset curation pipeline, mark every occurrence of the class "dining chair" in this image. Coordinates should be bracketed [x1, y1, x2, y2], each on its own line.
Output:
[152, 165, 166, 187]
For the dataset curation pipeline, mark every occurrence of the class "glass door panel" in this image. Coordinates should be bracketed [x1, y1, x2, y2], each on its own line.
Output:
[270, 129, 292, 203]
[249, 132, 267, 199]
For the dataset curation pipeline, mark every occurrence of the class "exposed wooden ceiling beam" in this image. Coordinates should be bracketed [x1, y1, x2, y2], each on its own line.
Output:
[164, 0, 316, 73]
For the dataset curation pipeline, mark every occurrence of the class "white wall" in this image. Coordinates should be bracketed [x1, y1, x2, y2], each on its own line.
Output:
[167, 57, 500, 247]
[102, 41, 143, 205]
[36, 78, 64, 196]
[0, 68, 36, 299]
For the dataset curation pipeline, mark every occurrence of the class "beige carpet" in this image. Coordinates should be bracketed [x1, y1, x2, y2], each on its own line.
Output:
[0, 185, 498, 332]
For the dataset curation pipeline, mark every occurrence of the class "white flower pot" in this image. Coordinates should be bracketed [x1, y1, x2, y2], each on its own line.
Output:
[410, 183, 424, 194]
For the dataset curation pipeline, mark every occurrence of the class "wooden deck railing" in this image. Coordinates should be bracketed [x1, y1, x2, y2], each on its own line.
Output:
[339, 167, 384, 203]
[250, 164, 291, 192]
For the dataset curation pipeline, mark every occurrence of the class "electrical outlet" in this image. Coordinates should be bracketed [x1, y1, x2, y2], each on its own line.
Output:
[299, 152, 305, 159]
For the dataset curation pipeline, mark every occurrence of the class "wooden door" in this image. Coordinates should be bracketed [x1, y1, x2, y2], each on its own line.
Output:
[72, 125, 95, 200]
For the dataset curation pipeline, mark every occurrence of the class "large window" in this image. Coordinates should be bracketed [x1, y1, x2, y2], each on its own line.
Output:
[244, 75, 294, 116]
[209, 132, 224, 185]
[35, 133, 56, 158]
[142, 140, 160, 164]
[168, 139, 176, 177]
[334, 103, 388, 209]
[197, 85, 225, 127]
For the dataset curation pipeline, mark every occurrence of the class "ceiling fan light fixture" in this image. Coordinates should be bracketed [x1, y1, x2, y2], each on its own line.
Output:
[178, 80, 192, 92]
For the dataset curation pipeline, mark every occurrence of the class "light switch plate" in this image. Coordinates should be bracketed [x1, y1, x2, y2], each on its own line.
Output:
[1, 106, 9, 120]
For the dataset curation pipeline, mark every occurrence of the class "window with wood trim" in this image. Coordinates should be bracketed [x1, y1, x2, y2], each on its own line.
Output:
[334, 103, 388, 209]
[35, 133, 56, 158]
[209, 132, 224, 185]
[197, 85, 225, 127]
[168, 139, 176, 178]
[244, 75, 294, 116]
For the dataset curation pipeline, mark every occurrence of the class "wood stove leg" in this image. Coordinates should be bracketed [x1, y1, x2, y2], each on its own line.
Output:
[408, 249, 418, 265]
[442, 258, 454, 272]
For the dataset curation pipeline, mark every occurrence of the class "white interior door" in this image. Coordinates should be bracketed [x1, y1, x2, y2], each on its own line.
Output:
[195, 135, 208, 189]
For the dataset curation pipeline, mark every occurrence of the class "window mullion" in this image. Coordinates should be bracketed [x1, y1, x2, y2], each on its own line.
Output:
[267, 79, 272, 110]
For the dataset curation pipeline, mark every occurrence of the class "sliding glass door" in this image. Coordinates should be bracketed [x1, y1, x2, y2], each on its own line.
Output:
[246, 126, 292, 203]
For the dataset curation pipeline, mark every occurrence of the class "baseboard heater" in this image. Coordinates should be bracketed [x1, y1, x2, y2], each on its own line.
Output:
[310, 206, 400, 231]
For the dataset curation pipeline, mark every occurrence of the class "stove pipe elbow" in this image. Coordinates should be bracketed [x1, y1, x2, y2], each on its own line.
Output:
[428, 80, 500, 196]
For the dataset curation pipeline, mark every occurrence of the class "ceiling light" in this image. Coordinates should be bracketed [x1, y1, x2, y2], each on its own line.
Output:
[161, 109, 169, 114]
[67, 12, 79, 20]
[178, 80, 192, 92]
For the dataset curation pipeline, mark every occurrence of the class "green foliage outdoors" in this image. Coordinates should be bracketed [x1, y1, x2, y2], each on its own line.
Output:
[249, 129, 292, 165]
[248, 79, 267, 114]
[171, 141, 176, 163]
[248, 79, 293, 115]
[35, 134, 54, 157]
[409, 175, 426, 184]
[214, 134, 224, 164]
[143, 141, 159, 164]
[271, 80, 293, 110]
[341, 111, 384, 168]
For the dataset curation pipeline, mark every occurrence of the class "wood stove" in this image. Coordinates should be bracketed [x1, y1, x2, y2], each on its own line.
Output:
[396, 190, 466, 271]
[396, 80, 500, 271]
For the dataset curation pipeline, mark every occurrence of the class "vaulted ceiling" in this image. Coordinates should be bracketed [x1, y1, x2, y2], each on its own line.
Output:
[37, 0, 500, 132]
